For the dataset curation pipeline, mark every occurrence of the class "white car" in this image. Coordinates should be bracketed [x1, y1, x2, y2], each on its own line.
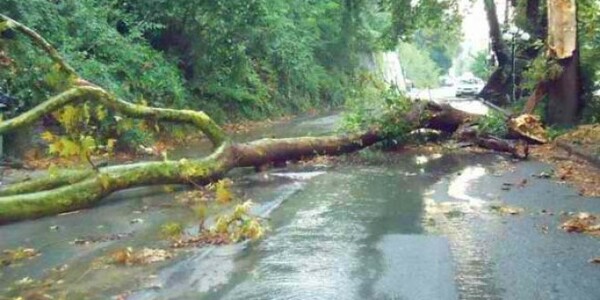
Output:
[455, 78, 484, 97]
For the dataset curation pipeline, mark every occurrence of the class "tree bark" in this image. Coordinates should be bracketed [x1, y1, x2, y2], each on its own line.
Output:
[526, 0, 545, 39]
[0, 98, 481, 224]
[546, 51, 581, 125]
[479, 0, 511, 105]
[0, 134, 384, 223]
[522, 82, 547, 114]
[546, 0, 581, 125]
[485, 0, 510, 67]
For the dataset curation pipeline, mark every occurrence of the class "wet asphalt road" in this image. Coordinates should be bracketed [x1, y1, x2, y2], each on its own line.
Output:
[1, 110, 600, 299]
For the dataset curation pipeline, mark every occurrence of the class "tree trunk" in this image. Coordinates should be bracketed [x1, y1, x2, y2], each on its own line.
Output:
[479, 0, 511, 105]
[522, 82, 547, 114]
[546, 51, 581, 125]
[0, 134, 379, 224]
[526, 0, 545, 39]
[0, 101, 483, 224]
[546, 0, 581, 125]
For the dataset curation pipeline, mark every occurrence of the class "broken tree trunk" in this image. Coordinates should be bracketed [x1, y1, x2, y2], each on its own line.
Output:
[0, 98, 476, 224]
[0, 133, 385, 223]
[522, 82, 547, 114]
[545, 0, 581, 125]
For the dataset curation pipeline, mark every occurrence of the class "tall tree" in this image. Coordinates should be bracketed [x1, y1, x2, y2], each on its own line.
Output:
[545, 0, 581, 125]
[479, 0, 512, 105]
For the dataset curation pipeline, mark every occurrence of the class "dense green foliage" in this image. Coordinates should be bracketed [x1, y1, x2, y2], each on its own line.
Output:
[578, 0, 600, 123]
[0, 0, 362, 122]
[0, 0, 380, 152]
[0, 0, 462, 154]
[477, 111, 508, 137]
[398, 42, 440, 88]
[470, 50, 493, 80]
[342, 73, 413, 143]
[412, 26, 462, 74]
[0, 0, 188, 112]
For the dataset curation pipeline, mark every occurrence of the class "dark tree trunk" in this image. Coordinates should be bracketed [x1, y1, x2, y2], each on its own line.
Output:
[526, 0, 544, 38]
[522, 82, 547, 114]
[545, 0, 581, 125]
[479, 0, 511, 105]
[546, 50, 581, 125]
[485, 0, 510, 66]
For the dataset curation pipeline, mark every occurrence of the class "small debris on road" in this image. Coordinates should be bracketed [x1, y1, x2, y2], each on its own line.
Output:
[71, 232, 134, 245]
[1, 248, 40, 267]
[110, 247, 173, 266]
[560, 212, 600, 236]
[533, 170, 554, 179]
[490, 204, 524, 215]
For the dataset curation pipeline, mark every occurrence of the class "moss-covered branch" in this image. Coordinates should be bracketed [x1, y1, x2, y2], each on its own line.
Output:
[0, 169, 94, 197]
[0, 14, 225, 147]
[0, 14, 78, 77]
[0, 131, 386, 223]
[0, 102, 487, 224]
[0, 86, 226, 147]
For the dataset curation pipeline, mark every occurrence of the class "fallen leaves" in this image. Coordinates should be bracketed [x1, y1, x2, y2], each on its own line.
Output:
[557, 124, 600, 147]
[70, 232, 133, 245]
[171, 200, 266, 248]
[1, 247, 40, 267]
[110, 247, 172, 266]
[298, 154, 340, 167]
[500, 179, 528, 191]
[175, 178, 235, 206]
[530, 144, 600, 197]
[532, 170, 554, 179]
[176, 189, 211, 205]
[171, 233, 231, 248]
[489, 204, 524, 215]
[5, 264, 69, 299]
[560, 212, 600, 236]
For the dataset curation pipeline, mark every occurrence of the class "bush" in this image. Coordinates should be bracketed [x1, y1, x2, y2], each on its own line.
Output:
[477, 111, 508, 136]
[342, 74, 412, 142]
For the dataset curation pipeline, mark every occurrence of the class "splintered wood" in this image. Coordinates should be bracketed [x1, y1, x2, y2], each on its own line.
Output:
[548, 0, 576, 59]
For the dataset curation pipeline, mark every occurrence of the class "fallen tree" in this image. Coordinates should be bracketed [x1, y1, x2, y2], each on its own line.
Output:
[0, 15, 527, 224]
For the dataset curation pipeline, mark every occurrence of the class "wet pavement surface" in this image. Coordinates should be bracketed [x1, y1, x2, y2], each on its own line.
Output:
[1, 113, 600, 300]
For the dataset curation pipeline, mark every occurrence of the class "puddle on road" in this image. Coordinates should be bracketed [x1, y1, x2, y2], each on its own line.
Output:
[447, 166, 487, 207]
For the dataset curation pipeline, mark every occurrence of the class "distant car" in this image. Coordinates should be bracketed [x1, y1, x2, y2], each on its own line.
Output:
[455, 78, 483, 97]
